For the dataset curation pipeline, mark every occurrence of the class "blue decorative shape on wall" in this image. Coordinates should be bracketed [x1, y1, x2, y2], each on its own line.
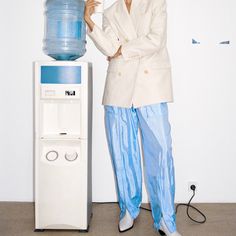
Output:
[192, 39, 200, 44]
[219, 41, 230, 44]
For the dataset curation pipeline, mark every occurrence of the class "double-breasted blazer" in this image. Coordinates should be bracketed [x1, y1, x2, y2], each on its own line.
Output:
[87, 0, 174, 108]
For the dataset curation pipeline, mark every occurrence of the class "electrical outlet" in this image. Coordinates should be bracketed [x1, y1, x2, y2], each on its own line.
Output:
[188, 181, 198, 192]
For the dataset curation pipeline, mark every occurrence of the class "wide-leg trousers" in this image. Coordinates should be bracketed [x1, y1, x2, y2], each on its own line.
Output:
[104, 102, 177, 233]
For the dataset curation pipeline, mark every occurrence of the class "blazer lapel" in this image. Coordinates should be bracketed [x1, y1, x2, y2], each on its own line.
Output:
[114, 0, 142, 40]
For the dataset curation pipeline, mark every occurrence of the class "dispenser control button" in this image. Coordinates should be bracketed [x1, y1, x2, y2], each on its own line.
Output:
[45, 90, 55, 96]
[46, 150, 58, 161]
[65, 151, 78, 161]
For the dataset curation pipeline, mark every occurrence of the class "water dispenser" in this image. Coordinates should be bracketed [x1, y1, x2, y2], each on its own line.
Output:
[34, 61, 93, 231]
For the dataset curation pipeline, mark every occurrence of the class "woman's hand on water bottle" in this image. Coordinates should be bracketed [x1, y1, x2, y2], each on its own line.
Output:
[84, 0, 101, 32]
[84, 0, 101, 19]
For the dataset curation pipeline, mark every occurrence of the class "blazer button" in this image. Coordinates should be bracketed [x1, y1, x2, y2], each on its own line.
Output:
[118, 72, 122, 76]
[125, 38, 129, 42]
[144, 69, 148, 74]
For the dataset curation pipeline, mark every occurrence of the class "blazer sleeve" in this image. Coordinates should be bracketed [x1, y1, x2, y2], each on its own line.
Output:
[121, 0, 167, 60]
[86, 13, 121, 57]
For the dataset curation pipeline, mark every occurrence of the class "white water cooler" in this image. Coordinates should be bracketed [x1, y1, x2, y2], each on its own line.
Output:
[33, 61, 93, 231]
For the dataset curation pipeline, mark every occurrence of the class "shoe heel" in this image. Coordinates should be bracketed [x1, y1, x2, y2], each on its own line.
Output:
[158, 229, 166, 235]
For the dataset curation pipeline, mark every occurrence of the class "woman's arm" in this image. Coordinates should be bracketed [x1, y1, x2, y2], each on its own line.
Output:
[120, 0, 168, 60]
[84, 0, 121, 57]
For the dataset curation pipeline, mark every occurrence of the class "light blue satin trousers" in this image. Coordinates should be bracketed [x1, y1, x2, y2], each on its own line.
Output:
[104, 102, 177, 233]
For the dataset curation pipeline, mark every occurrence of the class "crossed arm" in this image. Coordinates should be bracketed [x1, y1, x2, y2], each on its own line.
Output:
[86, 0, 167, 60]
[86, 14, 122, 59]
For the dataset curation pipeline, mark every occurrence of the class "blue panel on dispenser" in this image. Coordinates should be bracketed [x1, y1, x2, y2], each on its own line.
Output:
[41, 66, 81, 84]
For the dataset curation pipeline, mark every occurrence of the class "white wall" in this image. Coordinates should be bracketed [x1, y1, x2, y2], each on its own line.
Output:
[0, 0, 235, 203]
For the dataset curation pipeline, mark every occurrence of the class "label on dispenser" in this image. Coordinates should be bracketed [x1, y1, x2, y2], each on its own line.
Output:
[65, 90, 76, 96]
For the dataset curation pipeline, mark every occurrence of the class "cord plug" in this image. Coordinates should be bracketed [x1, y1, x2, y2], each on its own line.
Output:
[190, 184, 196, 191]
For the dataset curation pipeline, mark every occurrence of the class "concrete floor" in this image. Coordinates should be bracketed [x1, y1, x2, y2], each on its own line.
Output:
[0, 202, 235, 236]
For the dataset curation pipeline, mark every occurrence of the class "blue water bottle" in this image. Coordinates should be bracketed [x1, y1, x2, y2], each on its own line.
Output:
[43, 0, 86, 60]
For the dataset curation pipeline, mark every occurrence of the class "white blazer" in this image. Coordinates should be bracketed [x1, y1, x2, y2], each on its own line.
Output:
[87, 0, 174, 108]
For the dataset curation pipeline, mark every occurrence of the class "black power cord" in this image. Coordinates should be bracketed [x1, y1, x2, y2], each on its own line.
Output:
[94, 184, 206, 224]
[138, 184, 206, 224]
[174, 184, 206, 224]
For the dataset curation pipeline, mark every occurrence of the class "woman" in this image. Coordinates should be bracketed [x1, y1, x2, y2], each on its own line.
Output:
[84, 0, 182, 235]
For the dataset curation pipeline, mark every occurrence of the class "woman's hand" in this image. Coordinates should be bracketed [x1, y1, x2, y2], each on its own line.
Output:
[84, 0, 101, 31]
[84, 0, 100, 19]
[107, 46, 122, 61]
